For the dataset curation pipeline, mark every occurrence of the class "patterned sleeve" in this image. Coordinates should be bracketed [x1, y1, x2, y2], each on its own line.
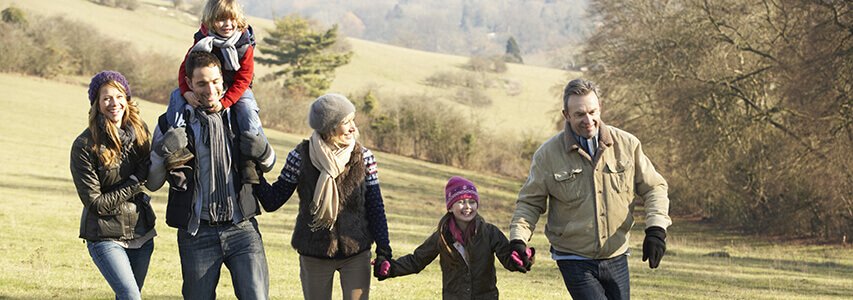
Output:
[255, 148, 300, 212]
[362, 147, 390, 248]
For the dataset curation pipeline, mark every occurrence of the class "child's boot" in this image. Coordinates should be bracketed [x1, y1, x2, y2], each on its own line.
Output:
[241, 158, 260, 184]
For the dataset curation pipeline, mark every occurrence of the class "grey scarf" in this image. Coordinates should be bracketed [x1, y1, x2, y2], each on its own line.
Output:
[196, 109, 232, 222]
[192, 30, 243, 71]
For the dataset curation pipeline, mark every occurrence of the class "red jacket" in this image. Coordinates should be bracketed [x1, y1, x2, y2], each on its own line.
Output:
[178, 25, 255, 109]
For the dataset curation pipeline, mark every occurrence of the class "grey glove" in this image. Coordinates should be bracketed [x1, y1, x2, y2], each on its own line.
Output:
[155, 127, 193, 170]
[155, 127, 188, 157]
[240, 131, 270, 161]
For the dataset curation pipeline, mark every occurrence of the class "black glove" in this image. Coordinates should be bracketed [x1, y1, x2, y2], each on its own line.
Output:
[240, 132, 270, 161]
[374, 245, 393, 281]
[510, 240, 532, 271]
[642, 226, 667, 269]
[154, 127, 188, 157]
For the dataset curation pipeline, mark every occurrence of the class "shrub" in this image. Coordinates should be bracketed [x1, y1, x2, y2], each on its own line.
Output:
[1, 5, 26, 26]
[451, 88, 492, 107]
[0, 12, 176, 103]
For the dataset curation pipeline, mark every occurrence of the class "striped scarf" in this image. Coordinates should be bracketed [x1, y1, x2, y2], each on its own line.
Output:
[196, 109, 232, 222]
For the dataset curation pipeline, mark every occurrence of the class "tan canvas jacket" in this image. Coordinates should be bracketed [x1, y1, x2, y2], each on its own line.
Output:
[509, 123, 671, 259]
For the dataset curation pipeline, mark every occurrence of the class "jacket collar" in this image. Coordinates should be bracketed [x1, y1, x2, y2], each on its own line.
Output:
[562, 121, 613, 162]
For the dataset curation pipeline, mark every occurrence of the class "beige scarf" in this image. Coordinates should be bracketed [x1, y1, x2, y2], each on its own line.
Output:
[308, 131, 356, 231]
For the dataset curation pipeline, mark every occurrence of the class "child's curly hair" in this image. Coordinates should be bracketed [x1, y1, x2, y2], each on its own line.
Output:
[201, 0, 248, 32]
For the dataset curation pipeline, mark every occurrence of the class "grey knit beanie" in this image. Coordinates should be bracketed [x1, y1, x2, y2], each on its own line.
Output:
[88, 70, 131, 106]
[308, 93, 356, 134]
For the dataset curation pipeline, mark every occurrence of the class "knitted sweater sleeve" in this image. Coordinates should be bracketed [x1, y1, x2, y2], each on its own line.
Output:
[255, 148, 300, 212]
[363, 148, 390, 248]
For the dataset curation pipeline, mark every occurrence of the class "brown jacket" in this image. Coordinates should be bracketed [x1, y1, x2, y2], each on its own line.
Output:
[389, 215, 516, 300]
[510, 123, 671, 258]
[70, 127, 155, 241]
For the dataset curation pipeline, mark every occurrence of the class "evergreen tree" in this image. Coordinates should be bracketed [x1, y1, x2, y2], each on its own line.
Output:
[257, 15, 353, 98]
[504, 36, 523, 64]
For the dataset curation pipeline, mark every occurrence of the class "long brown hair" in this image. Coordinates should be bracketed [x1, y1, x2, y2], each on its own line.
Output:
[88, 81, 150, 167]
[436, 212, 480, 262]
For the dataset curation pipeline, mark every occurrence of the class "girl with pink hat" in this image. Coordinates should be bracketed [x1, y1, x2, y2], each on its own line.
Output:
[373, 176, 534, 299]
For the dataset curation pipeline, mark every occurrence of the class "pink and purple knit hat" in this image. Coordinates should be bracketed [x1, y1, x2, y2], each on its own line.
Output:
[445, 176, 479, 210]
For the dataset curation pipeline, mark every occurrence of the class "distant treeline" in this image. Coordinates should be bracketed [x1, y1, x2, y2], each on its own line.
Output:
[0, 6, 176, 104]
[238, 0, 592, 68]
[583, 0, 852, 241]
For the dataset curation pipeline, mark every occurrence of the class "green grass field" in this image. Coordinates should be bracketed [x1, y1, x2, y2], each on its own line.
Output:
[2, 72, 853, 299]
[0, 0, 570, 138]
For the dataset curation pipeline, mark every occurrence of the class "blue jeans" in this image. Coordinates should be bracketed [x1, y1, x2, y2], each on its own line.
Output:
[556, 255, 630, 300]
[87, 239, 154, 300]
[177, 217, 269, 300]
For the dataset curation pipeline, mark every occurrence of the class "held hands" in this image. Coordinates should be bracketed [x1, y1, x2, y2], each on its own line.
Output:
[373, 245, 393, 281]
[510, 240, 535, 273]
[642, 226, 667, 269]
[183, 91, 222, 113]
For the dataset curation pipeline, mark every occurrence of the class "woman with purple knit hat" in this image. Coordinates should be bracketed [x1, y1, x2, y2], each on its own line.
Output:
[373, 176, 534, 299]
[70, 71, 156, 300]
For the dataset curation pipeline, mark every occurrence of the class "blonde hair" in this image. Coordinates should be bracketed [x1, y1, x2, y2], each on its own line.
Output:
[88, 81, 150, 167]
[201, 0, 248, 32]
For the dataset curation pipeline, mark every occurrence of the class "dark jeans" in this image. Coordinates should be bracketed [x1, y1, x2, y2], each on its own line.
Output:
[556, 255, 630, 300]
[87, 239, 154, 300]
[177, 217, 269, 300]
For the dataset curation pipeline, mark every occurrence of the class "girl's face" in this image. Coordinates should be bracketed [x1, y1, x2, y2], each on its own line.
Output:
[330, 113, 358, 147]
[213, 18, 237, 37]
[449, 198, 478, 225]
[98, 84, 127, 124]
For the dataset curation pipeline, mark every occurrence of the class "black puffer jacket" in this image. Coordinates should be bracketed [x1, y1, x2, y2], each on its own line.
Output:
[70, 125, 155, 241]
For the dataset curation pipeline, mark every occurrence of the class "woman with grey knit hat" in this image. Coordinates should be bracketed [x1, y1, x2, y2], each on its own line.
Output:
[254, 93, 392, 300]
[70, 71, 157, 300]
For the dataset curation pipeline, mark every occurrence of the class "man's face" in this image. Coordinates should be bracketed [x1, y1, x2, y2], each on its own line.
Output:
[187, 65, 224, 108]
[563, 93, 602, 139]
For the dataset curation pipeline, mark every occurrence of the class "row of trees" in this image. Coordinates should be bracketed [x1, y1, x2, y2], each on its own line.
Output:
[582, 0, 851, 241]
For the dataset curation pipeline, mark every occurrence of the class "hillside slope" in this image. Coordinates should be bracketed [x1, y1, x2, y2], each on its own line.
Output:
[1, 0, 570, 137]
[2, 73, 853, 299]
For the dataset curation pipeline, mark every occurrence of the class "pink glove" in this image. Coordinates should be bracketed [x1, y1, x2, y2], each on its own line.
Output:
[379, 260, 390, 276]
[511, 247, 533, 267]
[371, 259, 391, 278]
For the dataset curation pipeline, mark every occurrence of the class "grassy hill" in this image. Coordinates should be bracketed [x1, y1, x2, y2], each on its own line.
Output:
[1, 0, 569, 138]
[2, 72, 853, 299]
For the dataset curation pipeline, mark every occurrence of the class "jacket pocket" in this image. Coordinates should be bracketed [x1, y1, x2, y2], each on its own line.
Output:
[96, 215, 122, 238]
[552, 168, 584, 205]
[605, 160, 631, 193]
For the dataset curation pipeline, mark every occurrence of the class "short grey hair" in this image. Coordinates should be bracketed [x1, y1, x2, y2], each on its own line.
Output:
[562, 78, 600, 111]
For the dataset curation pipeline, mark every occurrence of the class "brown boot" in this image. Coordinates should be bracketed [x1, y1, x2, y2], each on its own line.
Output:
[241, 158, 259, 184]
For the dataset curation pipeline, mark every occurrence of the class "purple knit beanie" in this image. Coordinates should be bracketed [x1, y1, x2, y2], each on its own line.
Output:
[88, 71, 131, 106]
[445, 176, 479, 210]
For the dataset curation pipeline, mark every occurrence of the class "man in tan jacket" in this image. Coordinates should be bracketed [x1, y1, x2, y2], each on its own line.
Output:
[508, 78, 671, 299]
